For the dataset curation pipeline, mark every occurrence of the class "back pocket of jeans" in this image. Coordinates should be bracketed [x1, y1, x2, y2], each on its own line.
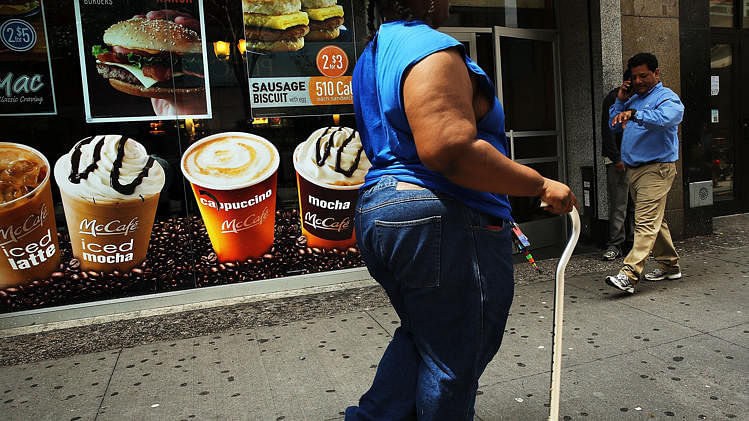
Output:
[375, 216, 441, 288]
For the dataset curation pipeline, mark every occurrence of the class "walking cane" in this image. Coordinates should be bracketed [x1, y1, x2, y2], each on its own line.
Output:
[547, 205, 581, 421]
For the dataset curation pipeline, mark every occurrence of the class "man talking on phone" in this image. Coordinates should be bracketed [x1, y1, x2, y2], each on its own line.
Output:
[604, 52, 684, 294]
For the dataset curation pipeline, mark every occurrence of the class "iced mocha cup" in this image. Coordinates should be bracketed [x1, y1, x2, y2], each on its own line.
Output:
[181, 132, 280, 262]
[293, 127, 371, 249]
[53, 135, 165, 272]
[0, 143, 61, 288]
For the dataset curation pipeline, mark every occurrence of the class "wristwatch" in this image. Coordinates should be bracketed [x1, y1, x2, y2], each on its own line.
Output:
[627, 108, 638, 122]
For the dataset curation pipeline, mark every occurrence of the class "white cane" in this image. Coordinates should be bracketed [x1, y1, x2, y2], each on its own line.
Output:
[546, 205, 581, 421]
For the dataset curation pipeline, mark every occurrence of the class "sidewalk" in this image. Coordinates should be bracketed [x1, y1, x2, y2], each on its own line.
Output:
[0, 215, 747, 420]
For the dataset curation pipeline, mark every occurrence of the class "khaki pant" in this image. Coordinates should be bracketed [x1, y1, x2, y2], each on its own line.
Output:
[621, 162, 680, 283]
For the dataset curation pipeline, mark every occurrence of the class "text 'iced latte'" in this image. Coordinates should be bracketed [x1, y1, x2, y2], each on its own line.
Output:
[54, 135, 165, 272]
[294, 127, 371, 248]
[0, 143, 61, 288]
[181, 132, 279, 262]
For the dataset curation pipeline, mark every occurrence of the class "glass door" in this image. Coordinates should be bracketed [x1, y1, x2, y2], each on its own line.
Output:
[440, 26, 567, 253]
[494, 26, 566, 251]
[709, 42, 736, 203]
[709, 14, 748, 214]
[439, 27, 496, 84]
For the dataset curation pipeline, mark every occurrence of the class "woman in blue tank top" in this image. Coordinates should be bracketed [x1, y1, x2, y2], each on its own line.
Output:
[346, 2, 578, 419]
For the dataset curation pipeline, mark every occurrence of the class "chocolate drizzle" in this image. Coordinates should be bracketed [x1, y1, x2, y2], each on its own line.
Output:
[68, 136, 105, 184]
[314, 127, 336, 166]
[315, 127, 364, 178]
[110, 136, 156, 196]
[68, 135, 155, 195]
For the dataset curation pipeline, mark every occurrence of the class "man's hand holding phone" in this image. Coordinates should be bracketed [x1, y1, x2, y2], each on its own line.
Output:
[617, 80, 633, 101]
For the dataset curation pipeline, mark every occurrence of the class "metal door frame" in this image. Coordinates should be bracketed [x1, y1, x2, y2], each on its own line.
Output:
[438, 26, 493, 62]
[440, 26, 569, 252]
[493, 26, 567, 183]
[493, 26, 568, 251]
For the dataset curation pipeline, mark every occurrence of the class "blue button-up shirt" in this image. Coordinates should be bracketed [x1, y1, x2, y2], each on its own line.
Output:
[609, 82, 684, 167]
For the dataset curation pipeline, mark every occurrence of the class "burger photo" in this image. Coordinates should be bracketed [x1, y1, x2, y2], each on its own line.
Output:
[301, 0, 344, 41]
[91, 17, 205, 100]
[0, 0, 39, 16]
[242, 0, 310, 52]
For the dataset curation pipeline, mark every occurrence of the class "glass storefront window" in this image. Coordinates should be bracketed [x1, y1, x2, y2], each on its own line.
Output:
[1, 0, 562, 315]
[710, 0, 735, 27]
[709, 44, 735, 201]
[0, 0, 367, 313]
[447, 0, 556, 29]
[500, 36, 556, 131]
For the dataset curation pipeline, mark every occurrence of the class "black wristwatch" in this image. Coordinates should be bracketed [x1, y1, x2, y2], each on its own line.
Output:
[627, 108, 638, 122]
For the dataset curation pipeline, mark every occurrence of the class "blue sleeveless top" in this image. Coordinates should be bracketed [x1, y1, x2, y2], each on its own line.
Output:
[352, 20, 513, 221]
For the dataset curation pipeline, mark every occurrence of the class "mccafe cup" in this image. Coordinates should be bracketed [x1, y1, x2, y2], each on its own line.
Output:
[181, 132, 280, 262]
[0, 142, 61, 288]
[54, 135, 165, 272]
[293, 127, 371, 249]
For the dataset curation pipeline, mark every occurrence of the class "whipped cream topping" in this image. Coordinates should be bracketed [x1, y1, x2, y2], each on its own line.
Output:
[54, 135, 165, 203]
[295, 127, 370, 187]
[182, 133, 279, 190]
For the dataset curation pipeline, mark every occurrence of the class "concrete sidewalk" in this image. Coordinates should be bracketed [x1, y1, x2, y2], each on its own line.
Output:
[0, 216, 747, 420]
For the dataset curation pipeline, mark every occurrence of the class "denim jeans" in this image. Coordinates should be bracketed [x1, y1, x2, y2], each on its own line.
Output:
[345, 176, 515, 421]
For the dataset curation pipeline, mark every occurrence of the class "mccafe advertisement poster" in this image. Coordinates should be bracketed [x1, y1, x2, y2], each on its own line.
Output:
[1, 132, 367, 315]
[244, 0, 356, 118]
[0, 0, 57, 116]
[73, 0, 212, 123]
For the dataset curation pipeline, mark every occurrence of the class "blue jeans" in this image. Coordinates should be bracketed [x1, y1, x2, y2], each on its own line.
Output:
[346, 176, 515, 421]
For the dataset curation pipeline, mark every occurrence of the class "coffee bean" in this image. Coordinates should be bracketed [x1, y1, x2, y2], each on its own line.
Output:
[0, 209, 365, 313]
[5, 288, 19, 294]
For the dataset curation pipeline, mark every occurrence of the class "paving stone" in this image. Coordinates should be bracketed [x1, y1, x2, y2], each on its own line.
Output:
[476, 340, 747, 420]
[709, 323, 749, 349]
[97, 312, 390, 420]
[0, 350, 118, 421]
[481, 277, 699, 385]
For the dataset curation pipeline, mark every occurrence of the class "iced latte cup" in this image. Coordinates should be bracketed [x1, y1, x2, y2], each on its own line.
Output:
[294, 127, 371, 249]
[54, 135, 165, 272]
[181, 132, 279, 262]
[0, 143, 61, 288]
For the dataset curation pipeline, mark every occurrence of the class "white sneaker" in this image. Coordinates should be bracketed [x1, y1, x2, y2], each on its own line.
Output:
[644, 268, 682, 281]
[605, 273, 635, 294]
[601, 247, 621, 261]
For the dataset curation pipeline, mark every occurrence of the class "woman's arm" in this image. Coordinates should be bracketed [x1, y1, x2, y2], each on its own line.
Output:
[403, 47, 576, 214]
